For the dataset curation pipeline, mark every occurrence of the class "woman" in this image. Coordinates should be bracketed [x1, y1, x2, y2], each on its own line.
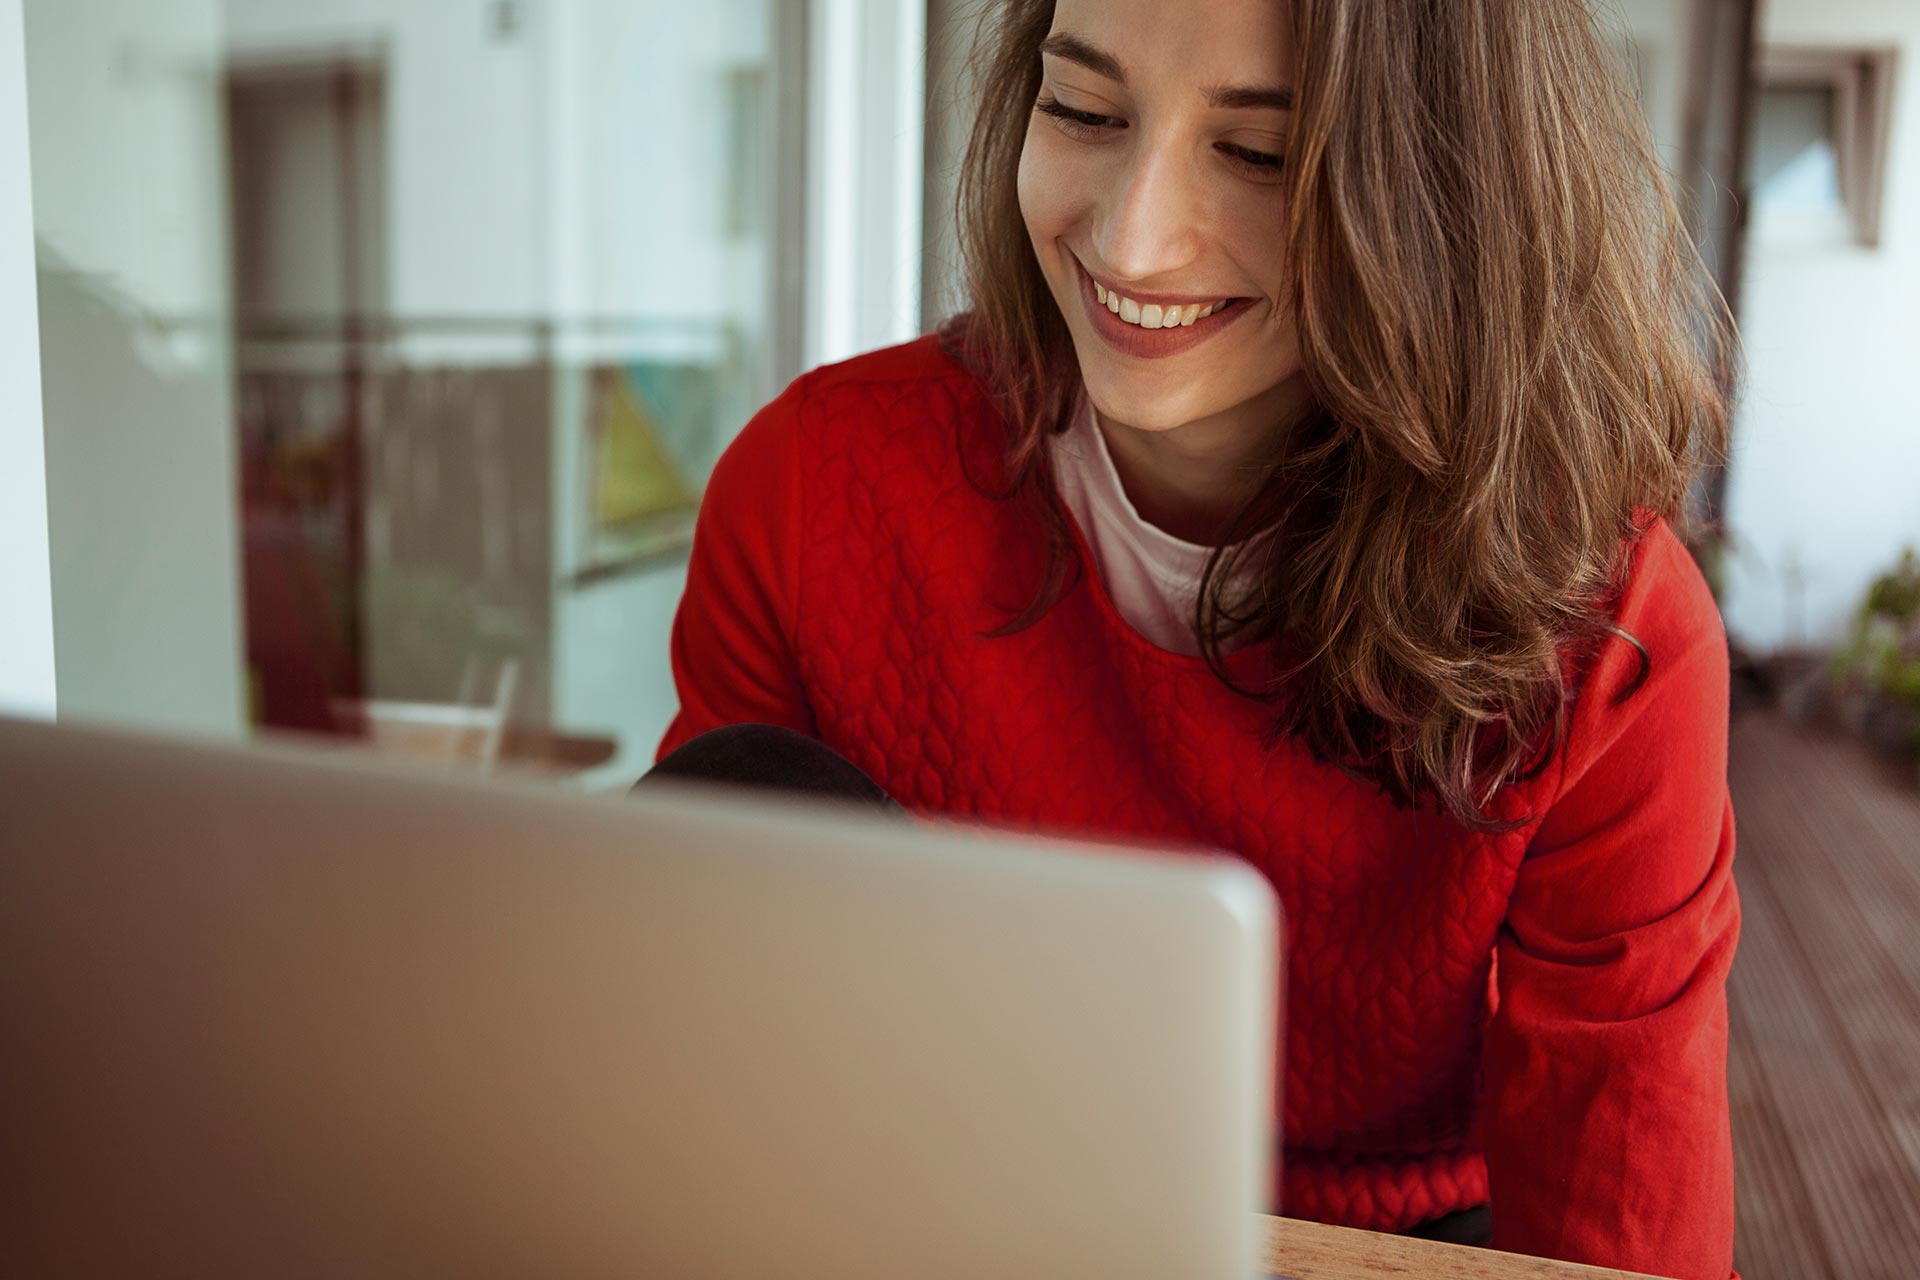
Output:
[647, 1, 1741, 1276]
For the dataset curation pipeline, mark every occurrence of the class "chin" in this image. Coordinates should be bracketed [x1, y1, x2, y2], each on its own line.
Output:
[1090, 387, 1190, 433]
[1084, 379, 1213, 434]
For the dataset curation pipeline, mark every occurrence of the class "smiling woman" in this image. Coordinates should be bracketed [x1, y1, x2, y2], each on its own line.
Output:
[652, 2, 1742, 1278]
[1020, 14, 1302, 426]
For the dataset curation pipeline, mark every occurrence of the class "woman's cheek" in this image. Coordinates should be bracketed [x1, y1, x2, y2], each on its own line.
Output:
[1017, 127, 1088, 237]
[1016, 127, 1054, 235]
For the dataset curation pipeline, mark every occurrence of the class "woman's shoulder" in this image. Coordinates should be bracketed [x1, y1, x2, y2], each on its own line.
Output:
[1610, 511, 1727, 675]
[706, 333, 996, 517]
[1549, 510, 1729, 776]
[1559, 511, 1722, 688]
[751, 332, 984, 441]
[723, 332, 985, 452]
[803, 331, 980, 399]
[720, 333, 998, 490]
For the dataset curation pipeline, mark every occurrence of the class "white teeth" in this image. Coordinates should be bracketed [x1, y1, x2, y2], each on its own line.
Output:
[1093, 278, 1231, 329]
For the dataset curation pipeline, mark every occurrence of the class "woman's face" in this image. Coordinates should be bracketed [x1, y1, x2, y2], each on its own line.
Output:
[1017, 0, 1302, 436]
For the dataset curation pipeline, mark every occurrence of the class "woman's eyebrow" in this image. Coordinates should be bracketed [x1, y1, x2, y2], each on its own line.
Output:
[1038, 32, 1295, 111]
[1039, 32, 1128, 82]
[1205, 84, 1294, 111]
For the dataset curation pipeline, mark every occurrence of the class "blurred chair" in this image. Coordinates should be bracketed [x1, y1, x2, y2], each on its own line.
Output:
[337, 655, 520, 772]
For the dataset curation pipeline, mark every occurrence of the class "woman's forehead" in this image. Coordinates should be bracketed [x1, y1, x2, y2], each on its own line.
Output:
[1045, 0, 1296, 86]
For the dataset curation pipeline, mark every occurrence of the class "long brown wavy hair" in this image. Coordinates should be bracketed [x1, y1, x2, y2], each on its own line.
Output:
[936, 0, 1738, 832]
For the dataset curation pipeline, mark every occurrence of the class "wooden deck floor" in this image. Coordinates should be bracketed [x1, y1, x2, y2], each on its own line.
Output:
[1725, 709, 1920, 1279]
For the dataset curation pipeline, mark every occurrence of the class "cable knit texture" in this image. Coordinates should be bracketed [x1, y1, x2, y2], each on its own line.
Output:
[657, 334, 1741, 1280]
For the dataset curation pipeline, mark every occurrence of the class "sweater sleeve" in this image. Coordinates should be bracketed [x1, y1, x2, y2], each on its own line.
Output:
[654, 374, 817, 764]
[1483, 524, 1741, 1280]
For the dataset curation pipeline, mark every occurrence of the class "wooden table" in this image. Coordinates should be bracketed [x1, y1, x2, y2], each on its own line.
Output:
[1261, 1216, 1664, 1279]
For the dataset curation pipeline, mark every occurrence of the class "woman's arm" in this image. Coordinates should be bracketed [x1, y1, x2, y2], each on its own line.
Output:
[655, 375, 817, 762]
[1482, 524, 1741, 1280]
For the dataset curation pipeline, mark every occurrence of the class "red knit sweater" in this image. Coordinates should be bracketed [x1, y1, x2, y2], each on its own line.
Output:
[657, 334, 1741, 1280]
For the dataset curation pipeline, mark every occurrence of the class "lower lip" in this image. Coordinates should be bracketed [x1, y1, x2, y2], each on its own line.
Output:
[1076, 259, 1254, 360]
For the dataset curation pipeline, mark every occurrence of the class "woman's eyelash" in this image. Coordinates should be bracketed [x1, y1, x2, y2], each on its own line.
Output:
[1219, 141, 1285, 175]
[1034, 97, 1114, 134]
[1032, 95, 1285, 178]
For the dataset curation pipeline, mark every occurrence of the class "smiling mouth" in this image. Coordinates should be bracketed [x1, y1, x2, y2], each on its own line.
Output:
[1072, 255, 1249, 330]
[1069, 255, 1256, 359]
[1093, 281, 1248, 329]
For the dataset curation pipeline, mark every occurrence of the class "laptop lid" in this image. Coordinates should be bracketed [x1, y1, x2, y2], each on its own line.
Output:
[0, 715, 1281, 1279]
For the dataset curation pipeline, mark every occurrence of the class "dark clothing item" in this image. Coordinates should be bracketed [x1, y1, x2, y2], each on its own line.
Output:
[636, 722, 1491, 1248]
[1401, 1204, 1493, 1246]
[637, 721, 903, 815]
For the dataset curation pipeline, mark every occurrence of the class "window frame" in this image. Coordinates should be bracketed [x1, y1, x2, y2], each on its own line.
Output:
[1758, 44, 1900, 248]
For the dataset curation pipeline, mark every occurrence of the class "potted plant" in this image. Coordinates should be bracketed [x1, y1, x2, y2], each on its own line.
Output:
[1830, 547, 1920, 783]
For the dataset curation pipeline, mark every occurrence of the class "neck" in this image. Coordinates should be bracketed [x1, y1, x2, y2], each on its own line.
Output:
[1090, 372, 1313, 546]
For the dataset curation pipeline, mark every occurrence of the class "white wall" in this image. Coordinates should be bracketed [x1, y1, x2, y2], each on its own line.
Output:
[23, 0, 245, 737]
[228, 0, 771, 338]
[228, 0, 545, 333]
[0, 0, 56, 721]
[27, 2, 229, 323]
[1720, 0, 1920, 653]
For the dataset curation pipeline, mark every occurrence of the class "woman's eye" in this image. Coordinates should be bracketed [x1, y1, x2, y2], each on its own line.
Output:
[1034, 96, 1285, 180]
[1218, 141, 1285, 178]
[1033, 96, 1116, 136]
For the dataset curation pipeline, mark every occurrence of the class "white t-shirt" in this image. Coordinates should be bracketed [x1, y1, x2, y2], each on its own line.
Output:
[1045, 394, 1259, 657]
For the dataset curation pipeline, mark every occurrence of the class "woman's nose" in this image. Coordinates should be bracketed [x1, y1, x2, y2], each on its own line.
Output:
[1090, 134, 1204, 286]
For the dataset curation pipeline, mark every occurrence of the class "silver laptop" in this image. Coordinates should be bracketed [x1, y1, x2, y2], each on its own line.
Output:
[0, 715, 1281, 1279]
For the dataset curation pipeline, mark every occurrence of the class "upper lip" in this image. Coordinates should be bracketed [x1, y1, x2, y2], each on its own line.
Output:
[1073, 253, 1240, 308]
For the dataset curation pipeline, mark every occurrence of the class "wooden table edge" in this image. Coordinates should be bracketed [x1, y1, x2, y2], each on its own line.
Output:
[1259, 1215, 1667, 1279]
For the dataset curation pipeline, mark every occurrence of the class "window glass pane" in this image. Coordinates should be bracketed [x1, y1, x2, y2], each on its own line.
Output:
[1749, 85, 1842, 208]
[22, 0, 795, 787]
